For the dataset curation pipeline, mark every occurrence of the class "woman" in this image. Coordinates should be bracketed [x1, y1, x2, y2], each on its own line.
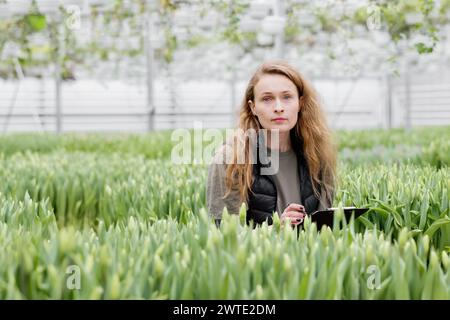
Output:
[206, 60, 337, 228]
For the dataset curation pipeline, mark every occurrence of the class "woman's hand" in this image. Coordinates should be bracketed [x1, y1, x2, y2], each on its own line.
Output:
[280, 203, 306, 228]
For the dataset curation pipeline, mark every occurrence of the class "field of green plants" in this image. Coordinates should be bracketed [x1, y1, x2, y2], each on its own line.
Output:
[0, 126, 449, 299]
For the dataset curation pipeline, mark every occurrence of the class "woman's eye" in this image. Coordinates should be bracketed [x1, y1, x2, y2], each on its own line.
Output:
[262, 97, 272, 102]
[283, 95, 292, 100]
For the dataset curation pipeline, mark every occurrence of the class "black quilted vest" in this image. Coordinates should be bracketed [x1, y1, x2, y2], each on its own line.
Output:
[246, 129, 320, 227]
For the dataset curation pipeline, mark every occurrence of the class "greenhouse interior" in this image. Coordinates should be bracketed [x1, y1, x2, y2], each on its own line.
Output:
[0, 0, 449, 304]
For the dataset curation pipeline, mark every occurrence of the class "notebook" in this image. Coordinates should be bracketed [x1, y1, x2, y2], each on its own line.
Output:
[306, 206, 370, 229]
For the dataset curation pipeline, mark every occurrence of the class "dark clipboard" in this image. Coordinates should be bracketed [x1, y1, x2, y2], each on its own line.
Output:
[306, 207, 370, 229]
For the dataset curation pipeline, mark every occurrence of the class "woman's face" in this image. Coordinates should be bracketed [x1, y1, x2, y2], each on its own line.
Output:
[249, 74, 302, 132]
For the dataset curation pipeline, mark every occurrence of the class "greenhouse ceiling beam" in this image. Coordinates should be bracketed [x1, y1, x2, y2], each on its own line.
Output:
[145, 8, 156, 132]
[2, 59, 23, 133]
[273, 0, 285, 59]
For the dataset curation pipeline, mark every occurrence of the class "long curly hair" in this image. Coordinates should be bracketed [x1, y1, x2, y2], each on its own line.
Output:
[223, 60, 337, 207]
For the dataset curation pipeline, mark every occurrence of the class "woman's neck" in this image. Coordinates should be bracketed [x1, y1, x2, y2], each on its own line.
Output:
[264, 130, 291, 152]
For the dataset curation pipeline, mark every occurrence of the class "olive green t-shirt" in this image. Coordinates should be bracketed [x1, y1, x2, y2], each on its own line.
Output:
[271, 148, 302, 217]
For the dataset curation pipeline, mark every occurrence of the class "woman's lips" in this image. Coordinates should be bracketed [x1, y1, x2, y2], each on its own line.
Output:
[272, 118, 287, 122]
